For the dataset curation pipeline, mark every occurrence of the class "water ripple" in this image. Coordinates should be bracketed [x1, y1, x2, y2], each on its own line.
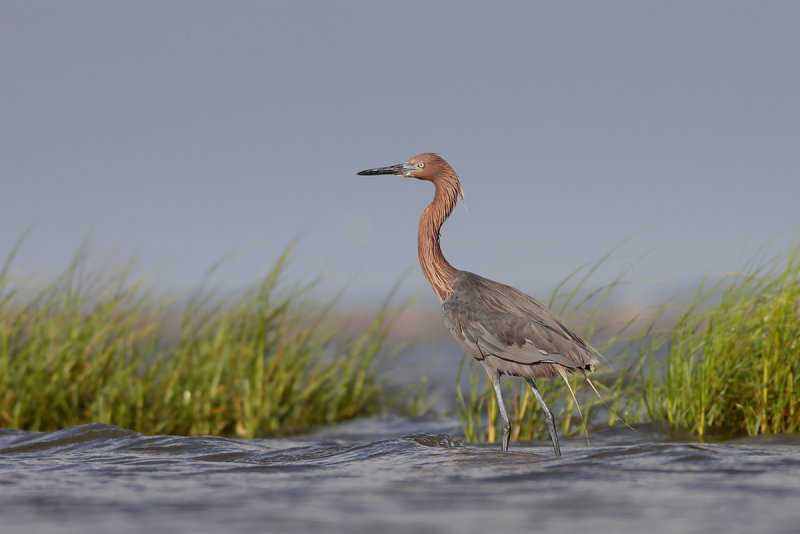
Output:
[1, 420, 799, 534]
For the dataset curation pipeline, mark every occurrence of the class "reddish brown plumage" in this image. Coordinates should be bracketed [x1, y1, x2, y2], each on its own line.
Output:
[407, 153, 463, 301]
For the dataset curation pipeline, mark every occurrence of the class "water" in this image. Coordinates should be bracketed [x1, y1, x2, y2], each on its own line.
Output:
[1, 417, 799, 534]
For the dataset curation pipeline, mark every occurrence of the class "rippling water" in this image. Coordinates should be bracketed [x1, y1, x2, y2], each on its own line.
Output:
[1, 417, 799, 534]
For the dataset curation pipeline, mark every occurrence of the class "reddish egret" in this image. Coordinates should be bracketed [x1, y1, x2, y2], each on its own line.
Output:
[357, 153, 599, 456]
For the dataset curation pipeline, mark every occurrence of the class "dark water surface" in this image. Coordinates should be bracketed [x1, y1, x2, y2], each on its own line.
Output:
[1, 417, 798, 534]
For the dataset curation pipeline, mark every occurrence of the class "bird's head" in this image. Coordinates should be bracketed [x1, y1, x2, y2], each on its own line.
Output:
[357, 153, 453, 182]
[357, 153, 465, 203]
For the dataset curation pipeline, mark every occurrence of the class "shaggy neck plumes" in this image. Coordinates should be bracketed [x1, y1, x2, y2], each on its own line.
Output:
[418, 174, 462, 302]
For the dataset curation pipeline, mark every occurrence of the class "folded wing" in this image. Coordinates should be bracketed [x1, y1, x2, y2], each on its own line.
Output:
[442, 271, 598, 370]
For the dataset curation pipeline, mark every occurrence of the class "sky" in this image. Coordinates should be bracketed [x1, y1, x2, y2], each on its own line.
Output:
[2, 1, 799, 309]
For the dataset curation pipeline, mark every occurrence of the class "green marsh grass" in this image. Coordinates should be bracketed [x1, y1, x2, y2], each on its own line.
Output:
[643, 242, 800, 438]
[0, 248, 405, 437]
[5, 237, 798, 442]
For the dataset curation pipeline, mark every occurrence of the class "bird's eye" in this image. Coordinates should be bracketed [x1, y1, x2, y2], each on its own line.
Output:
[417, 162, 425, 168]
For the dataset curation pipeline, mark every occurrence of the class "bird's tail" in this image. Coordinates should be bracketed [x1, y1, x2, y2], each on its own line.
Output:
[556, 367, 636, 447]
[582, 373, 637, 433]
[555, 366, 590, 446]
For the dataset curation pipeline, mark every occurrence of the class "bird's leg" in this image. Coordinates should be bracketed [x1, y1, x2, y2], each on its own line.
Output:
[526, 378, 561, 457]
[491, 377, 511, 452]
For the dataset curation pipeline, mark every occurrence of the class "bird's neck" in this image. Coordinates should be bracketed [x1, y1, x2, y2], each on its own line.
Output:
[418, 179, 460, 302]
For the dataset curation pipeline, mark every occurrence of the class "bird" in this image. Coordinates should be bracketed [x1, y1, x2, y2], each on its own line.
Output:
[357, 153, 600, 456]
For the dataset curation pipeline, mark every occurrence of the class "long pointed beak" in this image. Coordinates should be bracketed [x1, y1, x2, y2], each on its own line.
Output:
[357, 163, 405, 176]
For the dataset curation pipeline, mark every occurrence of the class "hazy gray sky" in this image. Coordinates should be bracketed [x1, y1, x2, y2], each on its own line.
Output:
[3, 1, 799, 306]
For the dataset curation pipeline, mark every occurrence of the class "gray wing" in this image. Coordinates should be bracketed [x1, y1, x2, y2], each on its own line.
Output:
[442, 271, 599, 369]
